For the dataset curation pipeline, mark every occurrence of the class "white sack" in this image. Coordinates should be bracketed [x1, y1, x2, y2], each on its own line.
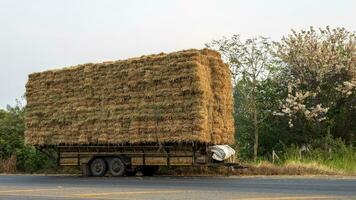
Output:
[210, 145, 235, 161]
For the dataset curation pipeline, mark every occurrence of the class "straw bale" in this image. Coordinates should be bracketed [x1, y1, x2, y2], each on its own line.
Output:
[25, 49, 234, 145]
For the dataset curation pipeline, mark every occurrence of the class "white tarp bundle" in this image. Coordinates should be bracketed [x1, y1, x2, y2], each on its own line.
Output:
[210, 145, 236, 161]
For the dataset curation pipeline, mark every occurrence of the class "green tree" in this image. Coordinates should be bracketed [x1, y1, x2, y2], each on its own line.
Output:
[274, 27, 356, 144]
[207, 35, 277, 160]
[0, 103, 25, 158]
[0, 101, 54, 172]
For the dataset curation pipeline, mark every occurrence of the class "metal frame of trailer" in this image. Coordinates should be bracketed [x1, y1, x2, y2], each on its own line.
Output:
[36, 143, 242, 177]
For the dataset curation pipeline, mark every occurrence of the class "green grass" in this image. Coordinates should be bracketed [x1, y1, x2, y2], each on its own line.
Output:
[238, 135, 356, 176]
[282, 143, 355, 175]
[244, 142, 356, 176]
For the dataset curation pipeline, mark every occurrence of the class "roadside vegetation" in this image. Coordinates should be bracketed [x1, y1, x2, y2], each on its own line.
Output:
[207, 26, 355, 175]
[0, 26, 355, 175]
[242, 142, 356, 175]
[0, 104, 55, 173]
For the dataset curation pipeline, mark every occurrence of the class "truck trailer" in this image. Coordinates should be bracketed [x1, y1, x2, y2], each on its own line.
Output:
[26, 49, 239, 176]
[37, 143, 237, 176]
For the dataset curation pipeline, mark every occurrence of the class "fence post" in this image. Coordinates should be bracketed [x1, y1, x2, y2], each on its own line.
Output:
[272, 150, 279, 163]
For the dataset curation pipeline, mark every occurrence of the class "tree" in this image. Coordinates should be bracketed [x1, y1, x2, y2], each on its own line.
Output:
[0, 101, 55, 172]
[274, 27, 356, 143]
[207, 35, 276, 160]
[0, 103, 25, 158]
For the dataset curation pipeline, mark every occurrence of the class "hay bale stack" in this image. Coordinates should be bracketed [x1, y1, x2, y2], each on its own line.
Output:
[25, 49, 234, 146]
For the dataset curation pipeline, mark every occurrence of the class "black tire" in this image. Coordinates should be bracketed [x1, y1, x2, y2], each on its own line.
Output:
[141, 166, 158, 176]
[90, 158, 107, 177]
[108, 157, 126, 177]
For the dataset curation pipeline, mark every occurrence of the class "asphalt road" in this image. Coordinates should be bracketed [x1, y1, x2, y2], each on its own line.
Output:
[0, 175, 355, 200]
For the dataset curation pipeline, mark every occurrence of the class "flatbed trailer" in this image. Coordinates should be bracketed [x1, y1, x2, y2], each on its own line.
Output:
[37, 143, 241, 176]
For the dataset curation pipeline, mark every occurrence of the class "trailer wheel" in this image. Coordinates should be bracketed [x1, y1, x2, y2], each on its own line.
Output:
[141, 166, 158, 176]
[90, 158, 107, 177]
[108, 157, 126, 177]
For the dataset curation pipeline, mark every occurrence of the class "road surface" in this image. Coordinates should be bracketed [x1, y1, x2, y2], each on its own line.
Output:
[0, 175, 355, 199]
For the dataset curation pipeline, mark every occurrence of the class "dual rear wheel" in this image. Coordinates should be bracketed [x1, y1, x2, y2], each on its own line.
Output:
[89, 158, 107, 177]
[88, 157, 157, 177]
[89, 157, 126, 177]
[108, 157, 126, 176]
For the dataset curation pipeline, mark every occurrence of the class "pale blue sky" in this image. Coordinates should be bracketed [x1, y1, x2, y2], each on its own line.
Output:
[0, 0, 355, 108]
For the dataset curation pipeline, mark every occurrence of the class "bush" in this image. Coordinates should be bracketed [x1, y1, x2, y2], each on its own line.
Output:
[0, 104, 56, 173]
[15, 146, 55, 173]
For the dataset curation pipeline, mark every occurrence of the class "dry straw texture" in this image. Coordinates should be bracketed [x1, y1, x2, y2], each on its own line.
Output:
[25, 49, 234, 146]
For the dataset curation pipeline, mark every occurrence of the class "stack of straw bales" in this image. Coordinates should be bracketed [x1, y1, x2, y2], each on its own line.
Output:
[25, 49, 234, 146]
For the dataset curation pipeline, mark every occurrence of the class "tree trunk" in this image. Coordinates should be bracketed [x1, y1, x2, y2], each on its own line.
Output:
[253, 106, 259, 161]
[252, 64, 258, 161]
